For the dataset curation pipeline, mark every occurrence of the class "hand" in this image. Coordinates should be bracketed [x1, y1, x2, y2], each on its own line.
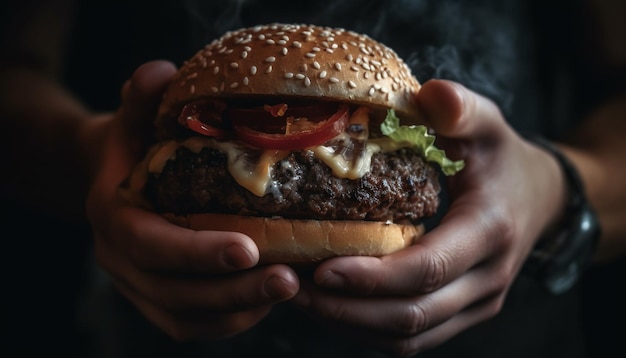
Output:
[291, 79, 567, 356]
[84, 61, 299, 340]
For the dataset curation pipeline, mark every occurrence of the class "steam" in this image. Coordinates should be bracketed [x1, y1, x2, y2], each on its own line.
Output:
[182, 0, 525, 116]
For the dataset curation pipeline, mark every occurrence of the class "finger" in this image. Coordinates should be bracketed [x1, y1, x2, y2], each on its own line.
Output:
[295, 260, 504, 338]
[416, 79, 506, 140]
[121, 60, 177, 133]
[394, 295, 505, 356]
[106, 206, 260, 273]
[114, 282, 272, 341]
[312, 195, 508, 295]
[98, 238, 299, 311]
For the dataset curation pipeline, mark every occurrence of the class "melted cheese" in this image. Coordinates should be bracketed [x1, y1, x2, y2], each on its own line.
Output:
[142, 134, 408, 197]
[140, 103, 419, 198]
[312, 133, 381, 180]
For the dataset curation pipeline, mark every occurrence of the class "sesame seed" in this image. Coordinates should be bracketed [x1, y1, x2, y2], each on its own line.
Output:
[265, 65, 273, 73]
[325, 49, 334, 54]
[364, 72, 370, 79]
[190, 84, 196, 94]
[230, 62, 239, 68]
[348, 80, 357, 88]
[265, 56, 276, 63]
[258, 34, 265, 40]
[368, 87, 376, 96]
[241, 51, 248, 59]
[213, 66, 220, 74]
[186, 72, 198, 79]
[266, 39, 275, 45]
[334, 63, 342, 71]
[295, 74, 305, 79]
[319, 71, 327, 78]
[346, 54, 353, 61]
[211, 86, 219, 93]
[250, 66, 257, 75]
[304, 77, 311, 87]
[350, 66, 359, 72]
[293, 41, 302, 48]
[329, 77, 339, 83]
[306, 53, 316, 58]
[300, 64, 308, 71]
[312, 61, 321, 69]
[341, 43, 348, 50]
[284, 72, 294, 79]
[230, 82, 239, 88]
[312, 47, 320, 52]
[281, 48, 288, 55]
[243, 77, 249, 86]
[244, 46, 251, 51]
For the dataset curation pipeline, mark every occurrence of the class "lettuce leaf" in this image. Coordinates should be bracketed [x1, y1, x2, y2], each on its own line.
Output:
[380, 109, 464, 176]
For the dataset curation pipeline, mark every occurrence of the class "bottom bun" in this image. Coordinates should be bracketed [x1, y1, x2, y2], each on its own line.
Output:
[162, 213, 424, 264]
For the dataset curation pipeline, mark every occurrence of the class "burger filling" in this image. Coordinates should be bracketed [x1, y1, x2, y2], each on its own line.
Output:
[131, 101, 463, 224]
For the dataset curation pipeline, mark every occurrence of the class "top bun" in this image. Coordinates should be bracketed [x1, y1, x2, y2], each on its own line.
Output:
[156, 23, 422, 137]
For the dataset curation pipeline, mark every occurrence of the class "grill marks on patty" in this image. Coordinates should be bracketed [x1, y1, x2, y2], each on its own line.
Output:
[146, 146, 440, 223]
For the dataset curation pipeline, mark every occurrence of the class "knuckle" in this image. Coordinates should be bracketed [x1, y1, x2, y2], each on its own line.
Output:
[398, 303, 429, 335]
[490, 207, 517, 252]
[421, 251, 450, 292]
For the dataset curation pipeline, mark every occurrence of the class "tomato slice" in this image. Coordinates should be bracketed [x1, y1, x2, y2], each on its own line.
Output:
[178, 101, 227, 138]
[185, 117, 226, 137]
[233, 104, 350, 150]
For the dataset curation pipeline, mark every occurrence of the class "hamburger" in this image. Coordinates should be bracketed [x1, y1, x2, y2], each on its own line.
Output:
[125, 23, 463, 264]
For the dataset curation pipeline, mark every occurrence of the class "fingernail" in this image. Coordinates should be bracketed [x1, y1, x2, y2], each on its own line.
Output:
[222, 244, 254, 269]
[318, 270, 346, 288]
[264, 275, 294, 300]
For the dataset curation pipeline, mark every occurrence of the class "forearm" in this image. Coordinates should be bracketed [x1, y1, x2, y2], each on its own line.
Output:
[559, 92, 626, 263]
[0, 66, 107, 222]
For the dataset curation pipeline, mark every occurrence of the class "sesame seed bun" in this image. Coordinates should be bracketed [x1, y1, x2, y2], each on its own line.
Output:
[135, 23, 435, 264]
[155, 23, 422, 139]
[163, 213, 424, 265]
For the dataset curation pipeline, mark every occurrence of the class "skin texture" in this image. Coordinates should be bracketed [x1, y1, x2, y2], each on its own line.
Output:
[290, 80, 571, 355]
[84, 61, 301, 340]
[1, 0, 625, 356]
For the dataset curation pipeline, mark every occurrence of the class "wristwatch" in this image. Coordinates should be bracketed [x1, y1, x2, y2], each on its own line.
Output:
[521, 136, 601, 295]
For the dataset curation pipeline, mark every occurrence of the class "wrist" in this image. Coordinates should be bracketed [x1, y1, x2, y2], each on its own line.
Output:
[521, 135, 601, 295]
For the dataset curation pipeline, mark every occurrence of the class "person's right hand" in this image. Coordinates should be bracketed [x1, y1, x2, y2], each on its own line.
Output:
[84, 60, 299, 340]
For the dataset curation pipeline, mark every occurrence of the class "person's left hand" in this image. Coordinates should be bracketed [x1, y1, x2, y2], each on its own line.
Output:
[291, 79, 567, 357]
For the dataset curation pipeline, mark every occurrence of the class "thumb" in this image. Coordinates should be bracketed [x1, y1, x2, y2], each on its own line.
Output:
[416, 79, 505, 141]
[91, 61, 177, 188]
[120, 60, 178, 139]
